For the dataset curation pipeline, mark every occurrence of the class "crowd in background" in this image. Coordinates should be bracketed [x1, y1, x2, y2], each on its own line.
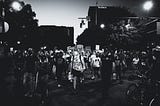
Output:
[0, 44, 160, 105]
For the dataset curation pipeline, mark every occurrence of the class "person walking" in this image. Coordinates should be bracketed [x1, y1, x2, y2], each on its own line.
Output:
[90, 52, 102, 79]
[55, 51, 66, 87]
[70, 50, 85, 92]
[101, 50, 113, 97]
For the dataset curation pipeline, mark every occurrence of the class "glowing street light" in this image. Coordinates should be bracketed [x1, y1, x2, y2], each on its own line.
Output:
[143, 1, 153, 11]
[17, 41, 21, 44]
[1, 0, 23, 33]
[100, 24, 105, 29]
[11, 1, 23, 12]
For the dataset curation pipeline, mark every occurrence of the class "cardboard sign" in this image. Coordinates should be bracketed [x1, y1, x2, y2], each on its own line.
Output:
[67, 46, 71, 51]
[70, 47, 75, 51]
[85, 46, 91, 51]
[95, 45, 100, 50]
[77, 44, 84, 52]
[67, 46, 75, 53]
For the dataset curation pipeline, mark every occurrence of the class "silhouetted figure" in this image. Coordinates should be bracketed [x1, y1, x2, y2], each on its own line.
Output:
[150, 50, 160, 81]
[24, 48, 37, 97]
[55, 51, 66, 87]
[101, 50, 113, 97]
[0, 46, 16, 106]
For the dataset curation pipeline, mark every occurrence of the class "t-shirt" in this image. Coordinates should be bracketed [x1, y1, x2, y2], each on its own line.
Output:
[89, 54, 96, 62]
[91, 57, 101, 68]
[133, 57, 139, 65]
[72, 55, 85, 71]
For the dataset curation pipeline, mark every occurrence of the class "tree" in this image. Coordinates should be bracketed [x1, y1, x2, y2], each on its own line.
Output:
[1, 1, 38, 47]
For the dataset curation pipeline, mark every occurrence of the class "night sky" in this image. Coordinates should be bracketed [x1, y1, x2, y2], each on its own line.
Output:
[23, 0, 156, 43]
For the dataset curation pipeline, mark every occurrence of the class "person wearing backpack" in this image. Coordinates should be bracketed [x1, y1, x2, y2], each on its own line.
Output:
[70, 50, 85, 91]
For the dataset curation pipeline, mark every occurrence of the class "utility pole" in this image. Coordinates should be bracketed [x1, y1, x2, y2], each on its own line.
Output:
[1, 0, 5, 33]
[95, 0, 98, 26]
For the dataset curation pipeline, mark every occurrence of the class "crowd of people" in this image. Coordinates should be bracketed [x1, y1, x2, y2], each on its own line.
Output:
[0, 43, 160, 105]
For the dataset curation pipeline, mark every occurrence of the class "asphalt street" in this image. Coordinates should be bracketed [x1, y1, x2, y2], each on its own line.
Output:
[1, 69, 137, 106]
[44, 69, 137, 106]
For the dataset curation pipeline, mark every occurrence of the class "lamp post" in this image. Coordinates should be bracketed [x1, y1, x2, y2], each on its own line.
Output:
[143, 1, 153, 16]
[100, 24, 105, 29]
[10, 1, 23, 12]
[95, 0, 98, 26]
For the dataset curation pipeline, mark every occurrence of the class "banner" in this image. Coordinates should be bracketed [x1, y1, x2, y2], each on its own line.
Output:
[76, 44, 84, 52]
[67, 46, 75, 52]
[85, 46, 91, 51]
[95, 45, 100, 50]
[67, 46, 71, 51]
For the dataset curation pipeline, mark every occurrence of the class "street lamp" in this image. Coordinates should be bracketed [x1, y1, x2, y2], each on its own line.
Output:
[17, 41, 21, 44]
[143, 1, 153, 11]
[100, 24, 105, 29]
[0, 0, 23, 33]
[10, 1, 23, 12]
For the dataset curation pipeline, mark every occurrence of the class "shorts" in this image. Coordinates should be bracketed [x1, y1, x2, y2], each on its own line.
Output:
[93, 67, 100, 71]
[72, 69, 83, 78]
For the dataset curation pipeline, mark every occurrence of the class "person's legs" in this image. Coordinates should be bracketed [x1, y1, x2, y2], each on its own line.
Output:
[72, 69, 78, 90]
[93, 67, 99, 79]
[56, 69, 63, 87]
[72, 70, 82, 91]
[97, 67, 101, 78]
[91, 66, 95, 79]
[73, 76, 77, 90]
[116, 66, 121, 81]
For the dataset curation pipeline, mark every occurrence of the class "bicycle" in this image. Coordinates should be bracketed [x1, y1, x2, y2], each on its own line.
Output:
[149, 80, 160, 106]
[126, 72, 153, 106]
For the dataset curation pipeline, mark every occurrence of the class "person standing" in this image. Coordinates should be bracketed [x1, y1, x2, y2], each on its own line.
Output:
[0, 46, 16, 106]
[91, 52, 102, 79]
[150, 48, 160, 81]
[114, 56, 122, 82]
[24, 48, 37, 97]
[101, 49, 113, 97]
[55, 51, 66, 87]
[70, 50, 85, 91]
[89, 51, 97, 79]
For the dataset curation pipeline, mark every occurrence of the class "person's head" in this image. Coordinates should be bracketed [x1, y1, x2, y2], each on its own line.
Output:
[59, 51, 63, 57]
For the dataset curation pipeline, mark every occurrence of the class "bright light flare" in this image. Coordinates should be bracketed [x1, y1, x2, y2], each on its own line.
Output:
[100, 24, 105, 29]
[11, 1, 22, 11]
[17, 41, 21, 44]
[143, 1, 153, 11]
